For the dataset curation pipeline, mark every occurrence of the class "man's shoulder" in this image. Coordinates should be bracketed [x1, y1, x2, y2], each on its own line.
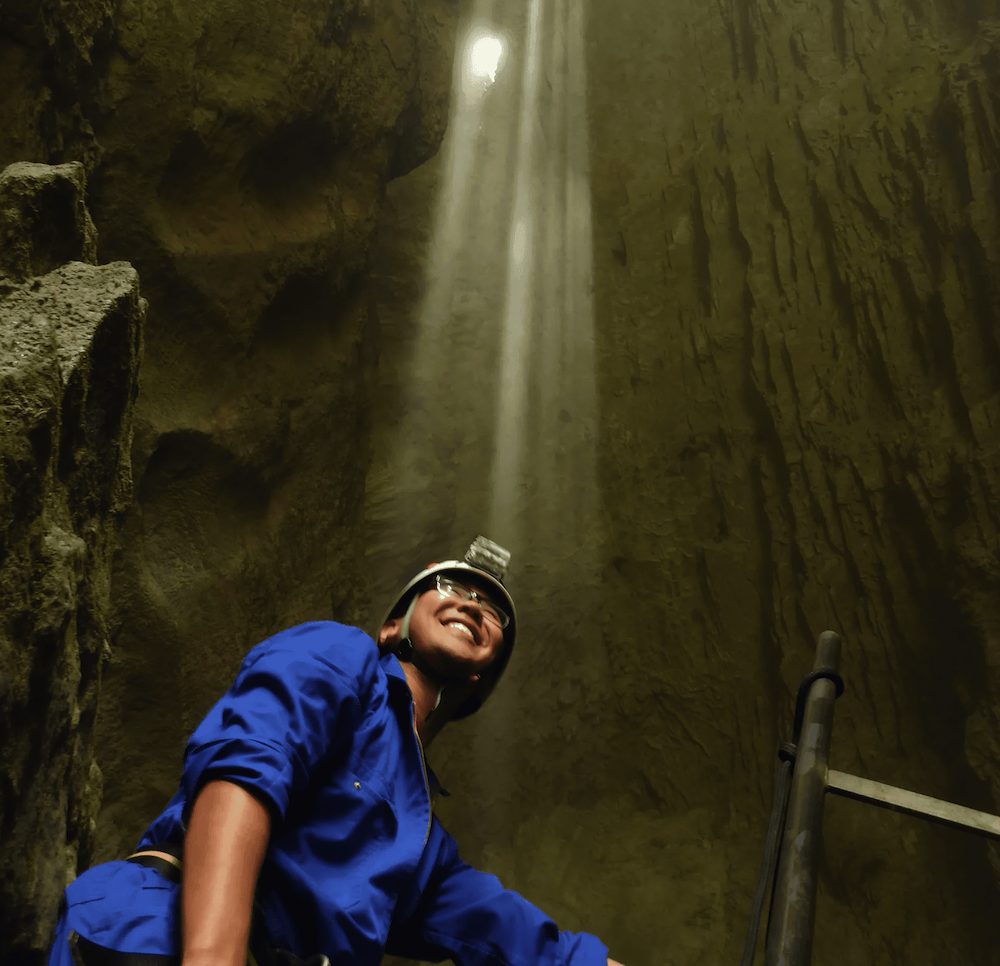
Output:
[273, 619, 375, 650]
[243, 620, 382, 689]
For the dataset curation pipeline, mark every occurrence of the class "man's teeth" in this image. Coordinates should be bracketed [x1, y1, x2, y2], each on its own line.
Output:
[447, 622, 473, 639]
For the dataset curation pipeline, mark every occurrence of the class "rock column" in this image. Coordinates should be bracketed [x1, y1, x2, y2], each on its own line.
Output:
[0, 161, 143, 964]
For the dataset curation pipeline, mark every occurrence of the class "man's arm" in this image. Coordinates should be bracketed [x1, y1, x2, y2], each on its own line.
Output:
[181, 780, 270, 966]
[387, 819, 621, 965]
[171, 627, 373, 965]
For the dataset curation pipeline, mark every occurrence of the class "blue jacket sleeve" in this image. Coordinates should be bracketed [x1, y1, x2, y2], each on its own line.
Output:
[387, 820, 608, 966]
[180, 622, 373, 822]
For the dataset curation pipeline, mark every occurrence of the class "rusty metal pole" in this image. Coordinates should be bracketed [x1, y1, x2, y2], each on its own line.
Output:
[764, 631, 842, 966]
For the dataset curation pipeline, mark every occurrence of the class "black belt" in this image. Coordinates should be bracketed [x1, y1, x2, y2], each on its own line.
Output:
[70, 934, 176, 966]
[125, 844, 183, 884]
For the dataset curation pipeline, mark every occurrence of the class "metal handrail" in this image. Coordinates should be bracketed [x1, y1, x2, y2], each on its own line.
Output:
[748, 631, 1000, 966]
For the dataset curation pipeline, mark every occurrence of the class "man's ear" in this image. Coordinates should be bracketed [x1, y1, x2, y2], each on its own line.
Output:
[379, 618, 401, 647]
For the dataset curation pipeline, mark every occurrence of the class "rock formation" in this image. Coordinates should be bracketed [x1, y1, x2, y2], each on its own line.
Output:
[1, 0, 998, 964]
[2, 0, 462, 866]
[0, 161, 143, 964]
[366, 1, 1000, 964]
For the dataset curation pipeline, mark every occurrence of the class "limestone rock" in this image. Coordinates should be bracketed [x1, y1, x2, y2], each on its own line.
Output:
[0, 162, 97, 280]
[4, 0, 997, 964]
[0, 161, 143, 964]
[75, 1, 461, 863]
[0, 0, 461, 867]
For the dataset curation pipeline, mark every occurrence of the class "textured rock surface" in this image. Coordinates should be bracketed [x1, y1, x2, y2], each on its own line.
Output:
[2, 2, 999, 966]
[0, 162, 143, 964]
[587, 2, 1000, 961]
[0, 162, 97, 280]
[366, 1, 1000, 964]
[86, 0, 460, 858]
[0, 0, 461, 858]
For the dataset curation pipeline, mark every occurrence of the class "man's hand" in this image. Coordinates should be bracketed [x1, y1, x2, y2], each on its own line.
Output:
[609, 959, 625, 965]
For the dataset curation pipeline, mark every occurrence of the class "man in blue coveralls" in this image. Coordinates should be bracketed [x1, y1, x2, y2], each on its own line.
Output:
[49, 536, 624, 966]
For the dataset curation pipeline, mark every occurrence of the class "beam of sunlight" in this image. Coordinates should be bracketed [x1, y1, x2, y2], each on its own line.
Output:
[488, 0, 599, 562]
[365, 0, 508, 572]
[421, 6, 503, 334]
[489, 0, 544, 542]
[368, 0, 602, 794]
[469, 34, 504, 83]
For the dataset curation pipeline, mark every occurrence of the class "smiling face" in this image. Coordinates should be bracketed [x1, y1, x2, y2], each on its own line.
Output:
[381, 575, 507, 684]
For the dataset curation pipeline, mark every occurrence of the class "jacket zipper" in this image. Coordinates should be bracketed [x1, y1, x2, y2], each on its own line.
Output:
[411, 707, 432, 846]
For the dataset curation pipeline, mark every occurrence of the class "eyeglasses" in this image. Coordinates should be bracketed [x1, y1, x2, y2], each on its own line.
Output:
[435, 574, 511, 629]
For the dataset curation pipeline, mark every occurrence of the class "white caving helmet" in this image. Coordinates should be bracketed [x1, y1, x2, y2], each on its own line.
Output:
[379, 535, 517, 719]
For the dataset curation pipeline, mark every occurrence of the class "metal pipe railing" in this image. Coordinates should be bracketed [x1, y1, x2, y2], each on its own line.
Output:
[764, 631, 841, 966]
[751, 629, 1000, 966]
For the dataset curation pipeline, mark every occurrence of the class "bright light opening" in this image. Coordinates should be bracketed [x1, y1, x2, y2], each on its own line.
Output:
[469, 35, 503, 83]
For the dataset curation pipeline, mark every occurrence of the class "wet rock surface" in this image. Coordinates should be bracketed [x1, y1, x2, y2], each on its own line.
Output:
[0, 161, 143, 964]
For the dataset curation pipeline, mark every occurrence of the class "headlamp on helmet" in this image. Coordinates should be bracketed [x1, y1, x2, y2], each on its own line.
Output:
[380, 535, 517, 718]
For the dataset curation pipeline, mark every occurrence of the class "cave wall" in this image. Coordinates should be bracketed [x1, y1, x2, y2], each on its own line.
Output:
[365, 1, 1000, 964]
[0, 161, 143, 964]
[588, 0, 1000, 960]
[2, 0, 999, 965]
[1, 0, 460, 959]
[1, 0, 464, 860]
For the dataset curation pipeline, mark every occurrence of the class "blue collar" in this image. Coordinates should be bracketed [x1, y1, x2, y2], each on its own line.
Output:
[378, 649, 450, 798]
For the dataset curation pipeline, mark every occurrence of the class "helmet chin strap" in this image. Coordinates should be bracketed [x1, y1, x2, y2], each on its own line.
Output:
[394, 595, 445, 711]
